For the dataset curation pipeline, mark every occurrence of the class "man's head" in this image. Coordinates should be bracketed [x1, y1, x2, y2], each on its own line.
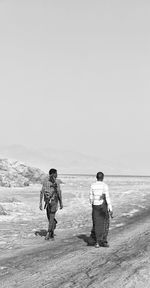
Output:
[96, 172, 104, 181]
[49, 168, 57, 179]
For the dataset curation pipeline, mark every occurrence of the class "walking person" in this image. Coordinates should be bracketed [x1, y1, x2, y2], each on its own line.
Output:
[39, 168, 63, 240]
[89, 172, 113, 248]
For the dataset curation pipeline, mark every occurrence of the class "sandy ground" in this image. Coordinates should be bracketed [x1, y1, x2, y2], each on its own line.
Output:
[0, 183, 150, 287]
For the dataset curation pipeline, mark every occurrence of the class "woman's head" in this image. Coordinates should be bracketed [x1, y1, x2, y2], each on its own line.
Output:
[96, 172, 104, 181]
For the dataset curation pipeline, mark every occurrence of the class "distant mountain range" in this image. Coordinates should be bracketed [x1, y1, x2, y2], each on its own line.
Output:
[0, 145, 116, 174]
[0, 145, 149, 176]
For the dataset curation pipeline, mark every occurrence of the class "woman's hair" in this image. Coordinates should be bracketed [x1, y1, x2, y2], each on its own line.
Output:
[96, 172, 104, 181]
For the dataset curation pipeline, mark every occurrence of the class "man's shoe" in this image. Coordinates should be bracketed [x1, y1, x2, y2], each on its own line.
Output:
[95, 242, 100, 248]
[50, 234, 55, 241]
[45, 232, 50, 240]
[103, 243, 109, 247]
[100, 242, 109, 248]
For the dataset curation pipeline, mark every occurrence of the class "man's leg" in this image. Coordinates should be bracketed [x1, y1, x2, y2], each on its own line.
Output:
[45, 203, 56, 240]
[46, 206, 57, 232]
[48, 212, 56, 238]
[45, 212, 56, 240]
[45, 205, 50, 240]
[53, 218, 57, 236]
[45, 201, 58, 240]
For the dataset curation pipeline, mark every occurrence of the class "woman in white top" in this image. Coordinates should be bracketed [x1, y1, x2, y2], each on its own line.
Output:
[89, 172, 113, 248]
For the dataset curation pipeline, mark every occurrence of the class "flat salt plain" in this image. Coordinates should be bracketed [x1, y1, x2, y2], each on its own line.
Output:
[0, 175, 150, 288]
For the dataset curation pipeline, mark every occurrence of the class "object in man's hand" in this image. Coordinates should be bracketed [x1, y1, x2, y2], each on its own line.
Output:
[109, 211, 113, 218]
[60, 204, 63, 209]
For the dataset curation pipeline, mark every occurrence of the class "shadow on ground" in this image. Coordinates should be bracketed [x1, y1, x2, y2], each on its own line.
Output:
[77, 234, 95, 246]
[34, 229, 47, 237]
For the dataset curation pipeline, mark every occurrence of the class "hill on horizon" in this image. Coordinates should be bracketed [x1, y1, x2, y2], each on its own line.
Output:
[0, 158, 45, 187]
[0, 144, 148, 176]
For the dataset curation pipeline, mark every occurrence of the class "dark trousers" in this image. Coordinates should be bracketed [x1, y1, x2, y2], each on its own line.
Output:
[46, 202, 57, 234]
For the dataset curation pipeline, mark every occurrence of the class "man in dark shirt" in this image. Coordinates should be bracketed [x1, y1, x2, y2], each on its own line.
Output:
[39, 168, 63, 240]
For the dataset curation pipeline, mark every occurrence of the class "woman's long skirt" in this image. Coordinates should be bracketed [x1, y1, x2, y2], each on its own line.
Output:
[90, 204, 110, 244]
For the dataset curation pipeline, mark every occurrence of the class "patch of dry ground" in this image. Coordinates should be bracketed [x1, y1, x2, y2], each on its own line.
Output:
[0, 216, 150, 288]
[0, 183, 150, 288]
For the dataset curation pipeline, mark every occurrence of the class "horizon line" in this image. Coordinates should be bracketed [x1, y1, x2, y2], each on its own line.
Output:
[59, 173, 150, 178]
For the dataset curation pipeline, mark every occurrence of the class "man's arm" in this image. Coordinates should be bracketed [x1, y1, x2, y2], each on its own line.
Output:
[57, 183, 63, 209]
[39, 185, 44, 210]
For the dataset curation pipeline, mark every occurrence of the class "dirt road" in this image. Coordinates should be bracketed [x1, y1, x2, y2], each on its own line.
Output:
[1, 212, 150, 288]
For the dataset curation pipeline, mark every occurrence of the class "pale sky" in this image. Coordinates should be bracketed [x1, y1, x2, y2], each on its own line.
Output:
[0, 0, 150, 161]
